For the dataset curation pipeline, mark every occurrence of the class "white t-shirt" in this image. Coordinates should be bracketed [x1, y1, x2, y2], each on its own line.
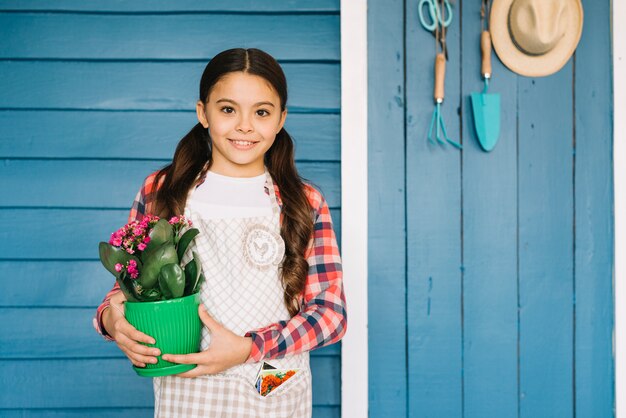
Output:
[187, 170, 272, 220]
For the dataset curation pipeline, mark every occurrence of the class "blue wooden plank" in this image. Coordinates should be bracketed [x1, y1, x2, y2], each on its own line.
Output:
[0, 160, 341, 209]
[0, 62, 340, 112]
[0, 208, 341, 259]
[0, 357, 339, 408]
[0, 308, 122, 358]
[0, 111, 340, 161]
[367, 0, 407, 416]
[0, 359, 154, 409]
[0, 261, 124, 306]
[311, 355, 341, 406]
[0, 407, 339, 418]
[0, 307, 340, 358]
[312, 406, 340, 418]
[460, 2, 519, 417]
[0, 409, 154, 418]
[574, 1, 614, 416]
[0, 1, 342, 414]
[312, 343, 341, 358]
[0, 14, 339, 61]
[518, 70, 574, 417]
[405, 0, 463, 416]
[289, 114, 341, 162]
[0, 0, 340, 12]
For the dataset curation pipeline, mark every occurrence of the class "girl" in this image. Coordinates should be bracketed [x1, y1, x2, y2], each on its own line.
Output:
[93, 48, 347, 417]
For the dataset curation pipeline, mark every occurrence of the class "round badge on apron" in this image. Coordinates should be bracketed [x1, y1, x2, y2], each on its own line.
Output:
[243, 223, 285, 269]
[152, 168, 312, 418]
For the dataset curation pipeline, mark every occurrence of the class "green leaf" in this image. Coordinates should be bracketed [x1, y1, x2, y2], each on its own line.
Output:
[116, 272, 139, 302]
[176, 228, 199, 261]
[138, 243, 178, 289]
[193, 273, 205, 295]
[137, 286, 162, 302]
[99, 242, 140, 278]
[158, 263, 185, 299]
[145, 219, 174, 252]
[183, 258, 198, 296]
[184, 251, 204, 295]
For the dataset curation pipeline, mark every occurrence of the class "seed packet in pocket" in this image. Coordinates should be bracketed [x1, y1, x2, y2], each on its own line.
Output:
[254, 362, 300, 396]
[254, 361, 277, 384]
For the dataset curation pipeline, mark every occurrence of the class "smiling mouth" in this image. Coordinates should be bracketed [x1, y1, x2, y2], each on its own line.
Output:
[228, 139, 259, 149]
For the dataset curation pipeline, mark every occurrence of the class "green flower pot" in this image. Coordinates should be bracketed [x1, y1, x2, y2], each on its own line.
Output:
[124, 292, 202, 377]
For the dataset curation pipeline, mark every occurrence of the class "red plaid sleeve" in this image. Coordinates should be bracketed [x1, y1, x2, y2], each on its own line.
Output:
[244, 184, 347, 361]
[92, 172, 161, 340]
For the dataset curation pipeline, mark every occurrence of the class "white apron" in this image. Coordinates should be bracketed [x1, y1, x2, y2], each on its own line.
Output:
[153, 169, 312, 418]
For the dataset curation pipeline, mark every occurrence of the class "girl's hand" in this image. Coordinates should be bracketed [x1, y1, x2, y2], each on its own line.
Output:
[162, 304, 253, 378]
[104, 292, 161, 368]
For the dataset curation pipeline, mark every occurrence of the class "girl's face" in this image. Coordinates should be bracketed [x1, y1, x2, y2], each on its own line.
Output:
[196, 71, 287, 177]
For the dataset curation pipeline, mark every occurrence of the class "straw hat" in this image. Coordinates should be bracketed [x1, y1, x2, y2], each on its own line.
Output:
[490, 0, 583, 77]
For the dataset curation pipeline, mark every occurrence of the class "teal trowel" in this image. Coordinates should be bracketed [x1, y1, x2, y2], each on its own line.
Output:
[471, 30, 500, 152]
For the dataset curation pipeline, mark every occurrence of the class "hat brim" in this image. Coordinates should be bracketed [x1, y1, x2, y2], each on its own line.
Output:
[490, 0, 583, 77]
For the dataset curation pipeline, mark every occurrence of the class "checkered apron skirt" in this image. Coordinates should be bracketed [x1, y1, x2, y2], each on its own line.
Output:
[153, 169, 312, 418]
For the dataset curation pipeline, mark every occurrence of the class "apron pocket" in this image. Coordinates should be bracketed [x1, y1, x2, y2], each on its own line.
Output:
[252, 369, 311, 417]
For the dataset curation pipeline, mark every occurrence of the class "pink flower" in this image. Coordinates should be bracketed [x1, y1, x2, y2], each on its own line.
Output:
[142, 215, 159, 227]
[114, 263, 123, 272]
[143, 236, 151, 244]
[126, 259, 139, 279]
[109, 230, 125, 246]
[169, 216, 180, 225]
[137, 242, 146, 251]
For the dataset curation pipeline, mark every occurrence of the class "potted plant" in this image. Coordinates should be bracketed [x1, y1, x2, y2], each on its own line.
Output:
[99, 215, 205, 377]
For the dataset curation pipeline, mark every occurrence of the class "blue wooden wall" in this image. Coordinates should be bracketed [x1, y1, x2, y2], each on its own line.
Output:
[368, 0, 613, 417]
[0, 1, 342, 416]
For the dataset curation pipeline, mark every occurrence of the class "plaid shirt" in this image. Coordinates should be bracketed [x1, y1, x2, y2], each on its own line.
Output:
[93, 170, 347, 362]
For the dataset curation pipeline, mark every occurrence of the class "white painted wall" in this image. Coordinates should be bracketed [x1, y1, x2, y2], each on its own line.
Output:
[340, 0, 369, 416]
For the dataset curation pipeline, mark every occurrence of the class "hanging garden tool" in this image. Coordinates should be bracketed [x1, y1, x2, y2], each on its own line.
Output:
[419, 0, 462, 149]
[470, 0, 500, 151]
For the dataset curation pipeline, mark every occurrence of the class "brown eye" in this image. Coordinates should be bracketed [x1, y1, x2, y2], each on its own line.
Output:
[221, 106, 235, 114]
[256, 109, 270, 117]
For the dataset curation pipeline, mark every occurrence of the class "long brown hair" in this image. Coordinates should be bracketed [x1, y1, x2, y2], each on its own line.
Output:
[154, 48, 313, 316]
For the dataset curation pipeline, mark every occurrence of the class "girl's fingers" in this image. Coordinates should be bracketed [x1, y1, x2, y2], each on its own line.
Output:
[129, 328, 156, 345]
[118, 339, 159, 366]
[198, 305, 220, 332]
[109, 303, 160, 368]
[129, 352, 159, 366]
[162, 352, 205, 365]
[176, 365, 209, 378]
[128, 340, 160, 357]
[120, 347, 148, 368]
[115, 327, 160, 357]
[116, 318, 156, 345]
[130, 359, 146, 368]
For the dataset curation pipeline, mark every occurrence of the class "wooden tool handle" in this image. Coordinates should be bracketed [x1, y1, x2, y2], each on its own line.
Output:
[481, 30, 492, 78]
[434, 53, 446, 101]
